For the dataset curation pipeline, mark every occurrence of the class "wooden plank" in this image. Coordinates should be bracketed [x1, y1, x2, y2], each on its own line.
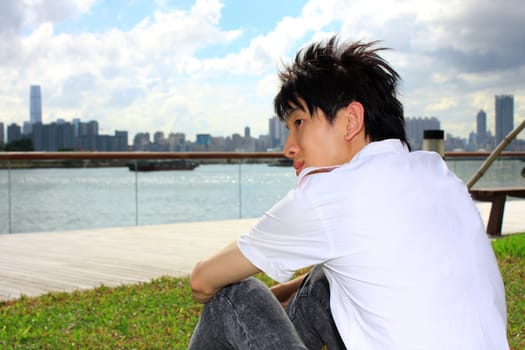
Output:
[469, 187, 525, 201]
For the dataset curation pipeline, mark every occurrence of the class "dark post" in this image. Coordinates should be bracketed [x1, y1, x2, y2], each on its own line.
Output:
[423, 129, 444, 157]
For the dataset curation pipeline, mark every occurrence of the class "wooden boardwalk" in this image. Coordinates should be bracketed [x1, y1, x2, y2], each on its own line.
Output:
[1, 200, 524, 302]
[0, 218, 257, 301]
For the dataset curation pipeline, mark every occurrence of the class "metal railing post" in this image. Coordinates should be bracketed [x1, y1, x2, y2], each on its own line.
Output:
[8, 160, 12, 233]
[238, 163, 242, 219]
[134, 160, 138, 226]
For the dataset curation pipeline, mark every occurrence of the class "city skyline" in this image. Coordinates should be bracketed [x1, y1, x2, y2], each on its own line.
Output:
[1, 85, 522, 145]
[0, 0, 524, 140]
[4, 110, 524, 152]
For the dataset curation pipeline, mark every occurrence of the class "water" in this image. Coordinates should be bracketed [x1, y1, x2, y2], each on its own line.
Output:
[0, 164, 296, 234]
[1, 159, 524, 234]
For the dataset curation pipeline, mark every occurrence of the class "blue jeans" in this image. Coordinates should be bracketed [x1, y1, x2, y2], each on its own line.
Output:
[188, 265, 346, 349]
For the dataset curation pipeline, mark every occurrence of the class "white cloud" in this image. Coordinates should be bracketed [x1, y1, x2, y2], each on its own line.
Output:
[5, 0, 97, 33]
[0, 0, 524, 141]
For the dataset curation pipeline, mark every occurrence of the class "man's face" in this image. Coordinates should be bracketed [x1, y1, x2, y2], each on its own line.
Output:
[284, 100, 348, 176]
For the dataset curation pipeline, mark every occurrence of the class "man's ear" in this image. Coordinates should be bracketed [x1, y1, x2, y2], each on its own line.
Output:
[343, 101, 365, 141]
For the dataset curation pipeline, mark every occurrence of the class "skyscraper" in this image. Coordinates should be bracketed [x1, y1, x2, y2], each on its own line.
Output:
[495, 95, 514, 144]
[7, 123, 21, 143]
[268, 116, 288, 149]
[30, 85, 42, 125]
[476, 110, 487, 147]
[114, 131, 129, 151]
[0, 122, 4, 145]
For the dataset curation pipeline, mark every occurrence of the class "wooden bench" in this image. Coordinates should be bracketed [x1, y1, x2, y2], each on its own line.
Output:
[469, 187, 525, 236]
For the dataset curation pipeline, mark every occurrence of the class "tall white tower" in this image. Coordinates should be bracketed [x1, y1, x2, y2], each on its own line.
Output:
[30, 85, 42, 125]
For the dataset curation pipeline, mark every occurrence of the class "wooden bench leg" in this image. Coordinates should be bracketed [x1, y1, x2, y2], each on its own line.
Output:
[486, 195, 506, 236]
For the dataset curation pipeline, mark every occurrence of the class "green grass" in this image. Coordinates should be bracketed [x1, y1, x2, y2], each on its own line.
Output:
[0, 279, 200, 349]
[1, 234, 524, 349]
[492, 232, 525, 258]
[492, 233, 525, 350]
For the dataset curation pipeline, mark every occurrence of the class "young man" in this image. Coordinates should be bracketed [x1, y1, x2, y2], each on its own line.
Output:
[189, 36, 509, 349]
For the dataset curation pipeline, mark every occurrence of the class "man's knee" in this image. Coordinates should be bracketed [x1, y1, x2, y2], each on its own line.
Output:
[204, 277, 281, 322]
[210, 277, 268, 304]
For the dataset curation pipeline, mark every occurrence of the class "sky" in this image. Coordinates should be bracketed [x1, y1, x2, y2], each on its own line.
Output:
[1, 0, 524, 141]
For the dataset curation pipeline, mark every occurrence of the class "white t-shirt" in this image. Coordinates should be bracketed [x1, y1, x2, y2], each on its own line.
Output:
[238, 139, 509, 350]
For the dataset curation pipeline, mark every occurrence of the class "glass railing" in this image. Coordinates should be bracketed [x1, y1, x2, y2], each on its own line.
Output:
[1, 151, 524, 234]
[446, 153, 525, 188]
[0, 152, 293, 234]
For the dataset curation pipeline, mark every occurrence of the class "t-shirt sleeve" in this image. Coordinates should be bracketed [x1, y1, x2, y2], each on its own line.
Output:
[237, 187, 331, 282]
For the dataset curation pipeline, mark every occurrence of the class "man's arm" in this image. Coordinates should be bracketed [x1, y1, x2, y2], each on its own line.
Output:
[190, 241, 261, 303]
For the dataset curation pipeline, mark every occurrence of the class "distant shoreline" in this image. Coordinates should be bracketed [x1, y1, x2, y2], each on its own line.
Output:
[0, 158, 289, 169]
[1, 153, 523, 169]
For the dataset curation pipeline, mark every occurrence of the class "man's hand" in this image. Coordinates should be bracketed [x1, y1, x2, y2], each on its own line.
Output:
[270, 274, 307, 307]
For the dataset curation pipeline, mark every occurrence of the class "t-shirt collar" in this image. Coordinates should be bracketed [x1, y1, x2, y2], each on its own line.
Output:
[351, 139, 408, 162]
[296, 139, 408, 182]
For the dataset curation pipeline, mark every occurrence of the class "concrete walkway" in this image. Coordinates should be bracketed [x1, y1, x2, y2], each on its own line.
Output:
[1, 201, 524, 302]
